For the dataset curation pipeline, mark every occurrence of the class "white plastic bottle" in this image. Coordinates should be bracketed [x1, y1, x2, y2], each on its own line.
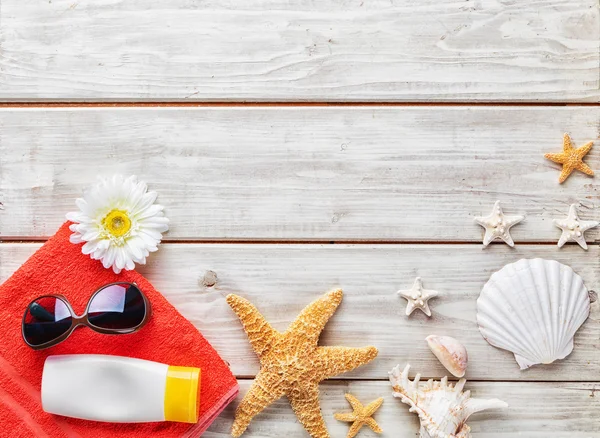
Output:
[41, 354, 200, 423]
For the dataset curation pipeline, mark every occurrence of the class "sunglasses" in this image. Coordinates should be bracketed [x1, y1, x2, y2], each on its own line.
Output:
[22, 282, 151, 350]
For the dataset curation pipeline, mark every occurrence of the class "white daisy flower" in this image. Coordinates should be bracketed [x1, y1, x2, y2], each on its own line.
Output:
[66, 175, 169, 274]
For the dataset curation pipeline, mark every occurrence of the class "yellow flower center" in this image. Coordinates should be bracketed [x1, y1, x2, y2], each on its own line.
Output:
[102, 209, 132, 238]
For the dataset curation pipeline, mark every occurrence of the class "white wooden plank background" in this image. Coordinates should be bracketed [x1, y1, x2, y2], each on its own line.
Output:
[202, 380, 600, 437]
[1, 242, 598, 382]
[0, 107, 599, 242]
[0, 0, 598, 102]
[2, 0, 600, 435]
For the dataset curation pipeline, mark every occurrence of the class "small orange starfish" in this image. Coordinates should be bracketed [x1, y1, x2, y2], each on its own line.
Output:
[334, 394, 383, 438]
[545, 133, 594, 183]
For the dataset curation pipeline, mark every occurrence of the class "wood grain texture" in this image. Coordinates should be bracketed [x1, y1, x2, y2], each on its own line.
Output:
[1, 107, 599, 241]
[204, 380, 600, 437]
[2, 242, 598, 381]
[0, 0, 598, 102]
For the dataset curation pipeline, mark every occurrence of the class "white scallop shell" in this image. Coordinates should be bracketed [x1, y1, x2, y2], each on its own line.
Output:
[477, 258, 590, 370]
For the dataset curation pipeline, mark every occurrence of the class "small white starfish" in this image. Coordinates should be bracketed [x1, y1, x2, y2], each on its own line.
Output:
[397, 277, 439, 317]
[474, 201, 524, 247]
[554, 204, 599, 250]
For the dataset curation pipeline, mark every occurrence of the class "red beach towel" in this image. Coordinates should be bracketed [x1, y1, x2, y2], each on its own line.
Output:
[0, 223, 238, 437]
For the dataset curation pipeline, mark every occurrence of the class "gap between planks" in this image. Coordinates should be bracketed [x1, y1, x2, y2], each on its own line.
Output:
[233, 377, 600, 383]
[0, 238, 582, 246]
[0, 102, 599, 108]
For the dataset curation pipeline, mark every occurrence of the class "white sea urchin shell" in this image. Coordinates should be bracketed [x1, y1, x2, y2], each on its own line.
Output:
[477, 258, 590, 370]
[389, 364, 507, 438]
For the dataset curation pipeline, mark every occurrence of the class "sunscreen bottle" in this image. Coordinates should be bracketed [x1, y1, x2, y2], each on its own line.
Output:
[42, 354, 200, 423]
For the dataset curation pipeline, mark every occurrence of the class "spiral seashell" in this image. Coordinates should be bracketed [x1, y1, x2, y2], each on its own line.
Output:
[389, 363, 507, 438]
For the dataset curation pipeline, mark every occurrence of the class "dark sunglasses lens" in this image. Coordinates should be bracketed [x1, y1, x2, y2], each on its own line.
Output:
[23, 297, 73, 346]
[88, 284, 147, 330]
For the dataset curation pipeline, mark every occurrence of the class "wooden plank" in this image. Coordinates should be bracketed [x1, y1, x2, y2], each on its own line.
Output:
[1, 107, 599, 241]
[2, 242, 599, 381]
[205, 380, 600, 437]
[0, 0, 597, 102]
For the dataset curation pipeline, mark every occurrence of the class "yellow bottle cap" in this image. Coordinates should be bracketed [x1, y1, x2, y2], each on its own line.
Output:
[164, 365, 201, 423]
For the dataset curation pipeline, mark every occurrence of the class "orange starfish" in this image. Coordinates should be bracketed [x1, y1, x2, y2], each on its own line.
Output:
[226, 290, 378, 438]
[545, 133, 594, 183]
[334, 394, 383, 438]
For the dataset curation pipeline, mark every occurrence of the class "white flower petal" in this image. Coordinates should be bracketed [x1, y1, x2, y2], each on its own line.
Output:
[66, 212, 94, 224]
[82, 240, 101, 255]
[73, 223, 92, 235]
[139, 228, 162, 241]
[81, 230, 101, 241]
[135, 204, 164, 221]
[75, 198, 92, 216]
[66, 211, 81, 222]
[127, 176, 144, 194]
[137, 238, 158, 252]
[69, 233, 83, 244]
[128, 182, 146, 210]
[135, 191, 159, 214]
[124, 258, 136, 271]
[91, 246, 106, 260]
[112, 174, 125, 188]
[114, 249, 126, 271]
[126, 238, 145, 262]
[68, 174, 168, 273]
[144, 215, 169, 224]
[122, 175, 134, 192]
[103, 246, 117, 269]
